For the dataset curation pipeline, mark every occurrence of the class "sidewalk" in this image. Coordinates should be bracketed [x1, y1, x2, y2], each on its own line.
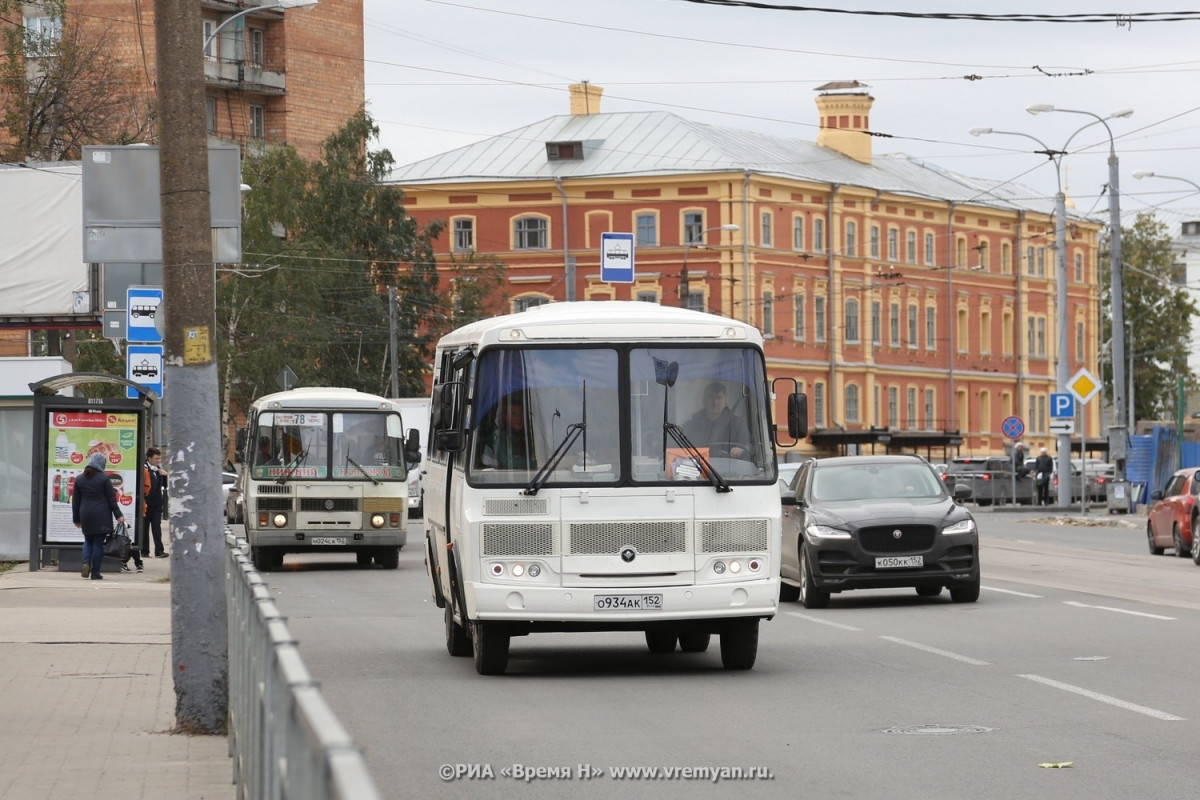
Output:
[0, 552, 235, 800]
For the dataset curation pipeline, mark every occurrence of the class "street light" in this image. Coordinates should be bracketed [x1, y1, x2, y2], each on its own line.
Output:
[203, 0, 319, 53]
[1027, 104, 1133, 481]
[680, 224, 739, 309]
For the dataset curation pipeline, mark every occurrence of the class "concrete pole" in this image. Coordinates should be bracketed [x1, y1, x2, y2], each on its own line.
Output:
[1054, 186, 1071, 508]
[388, 286, 399, 397]
[1107, 150, 1128, 479]
[155, 0, 228, 733]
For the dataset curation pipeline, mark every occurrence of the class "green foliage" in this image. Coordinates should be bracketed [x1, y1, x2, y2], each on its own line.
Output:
[70, 330, 126, 398]
[1103, 212, 1199, 421]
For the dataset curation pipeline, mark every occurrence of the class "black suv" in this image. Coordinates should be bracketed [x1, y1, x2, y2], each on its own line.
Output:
[780, 455, 979, 608]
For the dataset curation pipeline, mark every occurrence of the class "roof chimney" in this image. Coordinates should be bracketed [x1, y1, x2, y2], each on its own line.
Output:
[569, 82, 603, 116]
[814, 81, 874, 164]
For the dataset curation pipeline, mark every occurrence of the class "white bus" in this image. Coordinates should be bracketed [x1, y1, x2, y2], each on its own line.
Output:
[230, 387, 419, 571]
[423, 302, 807, 674]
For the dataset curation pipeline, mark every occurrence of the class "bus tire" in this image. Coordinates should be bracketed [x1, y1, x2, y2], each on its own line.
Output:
[678, 632, 711, 653]
[645, 630, 678, 654]
[251, 546, 278, 572]
[779, 580, 800, 603]
[719, 618, 759, 671]
[356, 551, 373, 567]
[445, 607, 471, 657]
[377, 547, 400, 570]
[471, 620, 510, 675]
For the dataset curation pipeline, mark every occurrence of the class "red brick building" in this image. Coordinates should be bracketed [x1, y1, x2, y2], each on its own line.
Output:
[387, 84, 1104, 458]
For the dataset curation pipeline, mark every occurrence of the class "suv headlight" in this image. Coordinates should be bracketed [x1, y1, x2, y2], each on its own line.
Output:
[805, 523, 851, 542]
[942, 518, 977, 535]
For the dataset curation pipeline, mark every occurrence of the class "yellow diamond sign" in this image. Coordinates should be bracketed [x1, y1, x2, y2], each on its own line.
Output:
[1068, 367, 1100, 405]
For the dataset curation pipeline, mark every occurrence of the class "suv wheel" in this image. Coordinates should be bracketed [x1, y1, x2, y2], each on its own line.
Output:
[799, 548, 830, 609]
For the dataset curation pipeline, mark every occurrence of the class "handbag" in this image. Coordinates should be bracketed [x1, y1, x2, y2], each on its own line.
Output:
[104, 522, 132, 560]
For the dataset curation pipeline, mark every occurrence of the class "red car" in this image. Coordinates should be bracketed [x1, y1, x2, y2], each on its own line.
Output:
[1146, 468, 1200, 561]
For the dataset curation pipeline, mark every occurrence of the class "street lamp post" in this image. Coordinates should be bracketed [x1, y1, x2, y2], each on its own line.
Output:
[680, 224, 739, 309]
[1028, 105, 1133, 481]
[203, 0, 319, 53]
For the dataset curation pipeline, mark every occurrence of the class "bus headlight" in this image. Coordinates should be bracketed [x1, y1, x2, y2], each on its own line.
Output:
[490, 562, 505, 576]
[370, 513, 386, 528]
[511, 563, 525, 577]
[527, 563, 541, 578]
[713, 561, 726, 574]
[728, 559, 743, 574]
[272, 513, 287, 528]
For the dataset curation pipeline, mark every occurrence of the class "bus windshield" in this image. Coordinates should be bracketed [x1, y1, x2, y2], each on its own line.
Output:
[252, 410, 406, 481]
[467, 345, 774, 486]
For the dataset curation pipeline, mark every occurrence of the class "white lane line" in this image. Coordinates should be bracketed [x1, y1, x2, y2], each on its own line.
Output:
[1018, 674, 1185, 721]
[784, 612, 862, 631]
[880, 636, 990, 665]
[1063, 601, 1177, 621]
[983, 586, 1044, 598]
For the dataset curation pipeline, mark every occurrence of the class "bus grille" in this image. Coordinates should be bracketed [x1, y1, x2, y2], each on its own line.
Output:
[482, 523, 554, 556]
[257, 484, 292, 495]
[699, 519, 769, 553]
[569, 521, 686, 555]
[299, 498, 359, 512]
[484, 497, 548, 516]
[256, 498, 292, 512]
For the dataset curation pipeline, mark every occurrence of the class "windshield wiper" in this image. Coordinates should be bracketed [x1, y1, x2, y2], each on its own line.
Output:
[345, 455, 381, 486]
[523, 422, 584, 495]
[275, 449, 308, 484]
[663, 423, 731, 493]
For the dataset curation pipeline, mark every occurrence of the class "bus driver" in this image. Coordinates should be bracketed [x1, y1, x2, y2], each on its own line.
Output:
[683, 382, 750, 459]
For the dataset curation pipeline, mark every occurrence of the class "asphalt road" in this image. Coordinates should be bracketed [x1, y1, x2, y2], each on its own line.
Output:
[248, 513, 1200, 800]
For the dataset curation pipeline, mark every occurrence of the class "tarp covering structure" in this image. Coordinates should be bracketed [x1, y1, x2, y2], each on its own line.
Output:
[0, 163, 90, 326]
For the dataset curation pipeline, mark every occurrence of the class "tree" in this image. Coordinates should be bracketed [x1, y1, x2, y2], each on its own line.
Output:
[217, 111, 506, 457]
[1103, 212, 1199, 421]
[0, 3, 155, 161]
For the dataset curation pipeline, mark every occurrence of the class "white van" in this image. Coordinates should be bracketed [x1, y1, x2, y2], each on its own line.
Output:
[392, 397, 430, 519]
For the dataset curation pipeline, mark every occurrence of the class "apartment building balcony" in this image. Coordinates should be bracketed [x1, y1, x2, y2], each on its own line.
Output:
[203, 59, 287, 97]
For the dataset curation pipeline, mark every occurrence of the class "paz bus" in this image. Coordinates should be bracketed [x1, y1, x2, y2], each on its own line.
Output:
[423, 302, 807, 674]
[229, 387, 419, 572]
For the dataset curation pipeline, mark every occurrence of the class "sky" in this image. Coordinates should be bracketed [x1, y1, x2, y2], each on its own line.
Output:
[361, 0, 1200, 232]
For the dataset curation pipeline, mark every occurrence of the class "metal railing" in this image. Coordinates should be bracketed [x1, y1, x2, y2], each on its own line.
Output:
[226, 533, 381, 800]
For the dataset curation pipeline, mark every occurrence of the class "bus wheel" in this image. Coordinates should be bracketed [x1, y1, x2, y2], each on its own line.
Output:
[251, 546, 277, 572]
[645, 630, 678, 654]
[779, 581, 800, 603]
[377, 547, 400, 570]
[471, 621, 510, 675]
[445, 607, 471, 657]
[356, 551, 373, 567]
[719, 619, 759, 671]
[678, 632, 711, 653]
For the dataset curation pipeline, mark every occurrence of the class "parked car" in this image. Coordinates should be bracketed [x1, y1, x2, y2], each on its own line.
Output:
[776, 460, 809, 493]
[1029, 458, 1115, 503]
[1146, 467, 1200, 559]
[943, 456, 1035, 506]
[779, 455, 979, 608]
[222, 471, 239, 521]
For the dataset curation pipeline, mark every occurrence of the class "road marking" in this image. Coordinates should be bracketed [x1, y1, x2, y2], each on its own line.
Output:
[983, 586, 1044, 598]
[1063, 601, 1177, 620]
[880, 636, 990, 665]
[784, 612, 862, 631]
[1018, 674, 1185, 721]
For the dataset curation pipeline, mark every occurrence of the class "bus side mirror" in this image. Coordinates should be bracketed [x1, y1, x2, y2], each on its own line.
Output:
[435, 429, 466, 454]
[405, 428, 421, 464]
[234, 427, 247, 463]
[787, 393, 808, 439]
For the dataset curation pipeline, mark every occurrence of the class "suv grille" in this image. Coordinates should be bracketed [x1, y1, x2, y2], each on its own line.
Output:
[858, 524, 935, 553]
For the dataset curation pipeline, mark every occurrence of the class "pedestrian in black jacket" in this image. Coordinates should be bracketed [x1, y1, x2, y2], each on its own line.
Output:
[1034, 447, 1055, 506]
[141, 447, 167, 557]
[72, 452, 125, 580]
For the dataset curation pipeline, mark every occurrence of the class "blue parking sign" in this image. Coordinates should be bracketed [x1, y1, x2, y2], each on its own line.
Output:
[1050, 392, 1075, 418]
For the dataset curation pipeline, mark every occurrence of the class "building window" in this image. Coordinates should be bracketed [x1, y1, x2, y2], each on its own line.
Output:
[1037, 247, 1046, 276]
[1026, 246, 1035, 276]
[956, 237, 967, 269]
[924, 232, 935, 266]
[761, 212, 772, 248]
[924, 389, 935, 430]
[907, 304, 918, 349]
[792, 216, 805, 251]
[874, 385, 881, 427]
[814, 296, 827, 343]
[686, 291, 705, 312]
[844, 298, 860, 343]
[249, 28, 264, 66]
[1001, 242, 1012, 274]
[636, 290, 658, 303]
[980, 310, 991, 354]
[205, 97, 217, 134]
[907, 387, 917, 429]
[1074, 252, 1084, 283]
[514, 217, 548, 249]
[976, 240, 989, 272]
[1036, 317, 1046, 357]
[453, 218, 474, 252]
[888, 387, 899, 428]
[513, 295, 550, 313]
[889, 302, 900, 347]
[845, 220, 857, 257]
[636, 213, 657, 246]
[906, 230, 917, 264]
[762, 291, 774, 335]
[925, 306, 936, 351]
[887, 228, 899, 261]
[813, 218, 825, 253]
[870, 225, 880, 259]
[845, 384, 860, 423]
[1028, 395, 1037, 433]
[1076, 320, 1085, 361]
[25, 15, 62, 56]
[957, 307, 969, 353]
[545, 141, 583, 161]
[814, 383, 825, 427]
[871, 300, 881, 346]
[1027, 318, 1036, 357]
[249, 105, 265, 140]
[684, 212, 703, 244]
[794, 296, 805, 342]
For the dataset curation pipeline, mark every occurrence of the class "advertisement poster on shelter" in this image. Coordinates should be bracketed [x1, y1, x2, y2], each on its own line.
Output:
[44, 410, 138, 544]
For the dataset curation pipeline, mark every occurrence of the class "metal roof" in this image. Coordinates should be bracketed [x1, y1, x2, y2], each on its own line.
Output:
[386, 110, 1060, 216]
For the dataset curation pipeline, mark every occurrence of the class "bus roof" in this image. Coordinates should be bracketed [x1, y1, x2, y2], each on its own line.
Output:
[436, 301, 763, 350]
[250, 387, 402, 413]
